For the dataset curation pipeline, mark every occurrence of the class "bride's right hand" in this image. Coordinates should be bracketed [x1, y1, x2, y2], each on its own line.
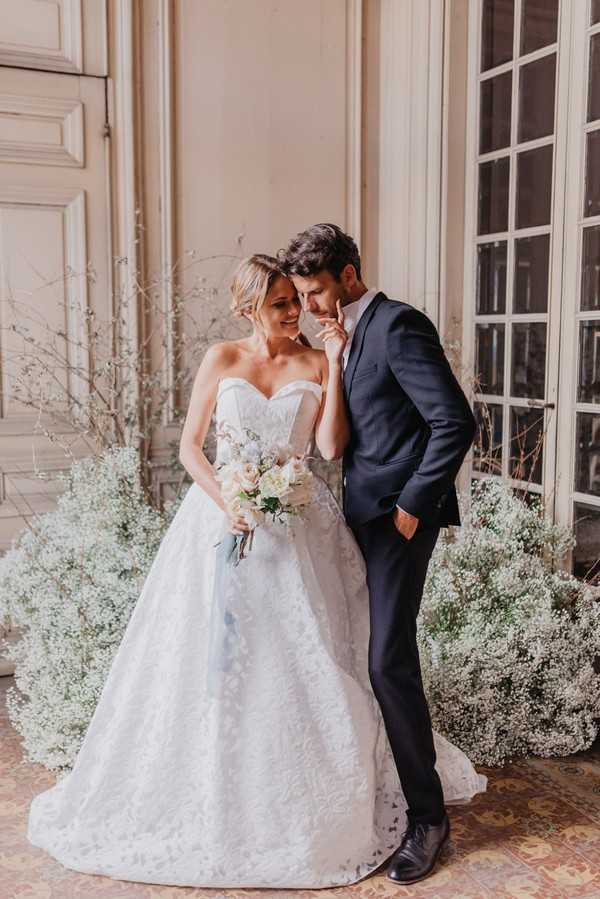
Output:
[226, 510, 252, 536]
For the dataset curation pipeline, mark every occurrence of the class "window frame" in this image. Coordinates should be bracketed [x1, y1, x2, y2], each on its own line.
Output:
[462, 0, 573, 543]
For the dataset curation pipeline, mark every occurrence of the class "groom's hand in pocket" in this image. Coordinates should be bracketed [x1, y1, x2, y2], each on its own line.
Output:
[393, 505, 419, 541]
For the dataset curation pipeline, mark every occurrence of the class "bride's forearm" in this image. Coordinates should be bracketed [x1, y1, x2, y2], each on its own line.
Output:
[179, 445, 226, 511]
[315, 362, 350, 461]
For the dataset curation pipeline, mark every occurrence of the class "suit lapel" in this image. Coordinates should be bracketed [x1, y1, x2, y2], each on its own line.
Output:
[343, 291, 385, 397]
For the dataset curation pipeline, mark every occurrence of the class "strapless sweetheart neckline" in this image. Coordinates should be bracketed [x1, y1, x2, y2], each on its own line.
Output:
[217, 376, 323, 402]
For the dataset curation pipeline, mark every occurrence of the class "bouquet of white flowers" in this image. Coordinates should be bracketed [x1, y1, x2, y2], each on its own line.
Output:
[214, 422, 316, 563]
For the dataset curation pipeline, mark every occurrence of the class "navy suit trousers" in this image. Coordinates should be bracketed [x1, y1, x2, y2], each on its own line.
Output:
[352, 512, 446, 826]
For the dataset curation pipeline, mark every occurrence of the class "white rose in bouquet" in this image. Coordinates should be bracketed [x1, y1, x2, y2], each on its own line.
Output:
[258, 465, 291, 501]
[280, 458, 315, 507]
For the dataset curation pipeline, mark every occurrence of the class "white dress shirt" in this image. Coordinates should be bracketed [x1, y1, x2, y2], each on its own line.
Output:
[342, 288, 379, 369]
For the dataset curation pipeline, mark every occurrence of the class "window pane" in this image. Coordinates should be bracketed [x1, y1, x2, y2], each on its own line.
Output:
[480, 71, 512, 153]
[573, 503, 600, 582]
[589, 33, 600, 123]
[509, 406, 544, 484]
[476, 323, 505, 394]
[516, 145, 553, 229]
[511, 322, 546, 400]
[520, 0, 558, 55]
[474, 401, 503, 474]
[585, 130, 600, 218]
[481, 0, 515, 72]
[512, 487, 542, 507]
[578, 320, 600, 404]
[511, 322, 547, 398]
[477, 241, 507, 313]
[575, 413, 600, 497]
[518, 54, 556, 142]
[478, 157, 510, 234]
[593, 0, 600, 26]
[581, 226, 600, 312]
[513, 234, 550, 313]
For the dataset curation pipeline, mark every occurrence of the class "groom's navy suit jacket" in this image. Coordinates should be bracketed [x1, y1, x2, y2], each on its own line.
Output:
[342, 292, 477, 529]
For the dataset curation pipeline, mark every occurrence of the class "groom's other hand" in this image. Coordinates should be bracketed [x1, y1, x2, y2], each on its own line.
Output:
[314, 299, 348, 365]
[393, 505, 419, 540]
[315, 298, 347, 333]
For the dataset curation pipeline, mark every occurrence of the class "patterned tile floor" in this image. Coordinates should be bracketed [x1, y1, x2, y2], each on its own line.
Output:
[2, 674, 600, 899]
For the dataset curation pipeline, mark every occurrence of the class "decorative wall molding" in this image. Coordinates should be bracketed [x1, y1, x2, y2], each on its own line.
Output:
[0, 185, 89, 423]
[423, 2, 445, 328]
[0, 0, 83, 73]
[158, 0, 177, 427]
[0, 93, 84, 167]
[0, 466, 69, 518]
[439, 0, 469, 345]
[151, 457, 181, 508]
[107, 0, 143, 447]
[108, 0, 140, 282]
[346, 0, 363, 248]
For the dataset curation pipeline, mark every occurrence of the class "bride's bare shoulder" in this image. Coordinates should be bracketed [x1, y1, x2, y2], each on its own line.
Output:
[195, 339, 247, 384]
[202, 338, 246, 366]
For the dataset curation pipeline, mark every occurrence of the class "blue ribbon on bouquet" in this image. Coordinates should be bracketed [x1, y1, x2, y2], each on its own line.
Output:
[206, 531, 248, 697]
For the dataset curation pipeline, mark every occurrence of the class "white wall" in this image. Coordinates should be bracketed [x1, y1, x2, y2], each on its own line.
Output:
[363, 0, 445, 324]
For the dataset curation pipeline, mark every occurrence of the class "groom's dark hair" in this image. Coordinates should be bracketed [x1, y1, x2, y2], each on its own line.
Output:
[279, 223, 362, 281]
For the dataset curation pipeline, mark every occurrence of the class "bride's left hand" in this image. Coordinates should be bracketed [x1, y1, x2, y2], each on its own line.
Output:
[315, 299, 347, 366]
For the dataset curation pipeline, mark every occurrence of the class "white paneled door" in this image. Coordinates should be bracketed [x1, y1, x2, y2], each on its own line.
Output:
[0, 1, 109, 552]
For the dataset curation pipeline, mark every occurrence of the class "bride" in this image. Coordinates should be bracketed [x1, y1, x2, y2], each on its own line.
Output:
[27, 253, 486, 889]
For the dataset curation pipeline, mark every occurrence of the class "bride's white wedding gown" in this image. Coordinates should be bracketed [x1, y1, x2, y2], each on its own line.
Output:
[27, 377, 487, 889]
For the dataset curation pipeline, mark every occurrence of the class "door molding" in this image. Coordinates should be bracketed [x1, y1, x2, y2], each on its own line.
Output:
[107, 0, 144, 441]
[0, 185, 89, 424]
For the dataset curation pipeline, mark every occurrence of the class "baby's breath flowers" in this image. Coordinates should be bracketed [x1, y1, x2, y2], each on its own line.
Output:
[0, 448, 166, 772]
[418, 479, 600, 766]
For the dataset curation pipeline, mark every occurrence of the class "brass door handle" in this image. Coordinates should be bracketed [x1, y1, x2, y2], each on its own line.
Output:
[526, 399, 555, 408]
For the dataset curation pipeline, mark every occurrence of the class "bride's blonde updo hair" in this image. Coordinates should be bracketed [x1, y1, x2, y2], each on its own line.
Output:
[229, 254, 312, 346]
[230, 254, 287, 320]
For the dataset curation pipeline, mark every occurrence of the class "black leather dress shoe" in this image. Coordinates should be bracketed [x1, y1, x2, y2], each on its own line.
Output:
[386, 813, 450, 884]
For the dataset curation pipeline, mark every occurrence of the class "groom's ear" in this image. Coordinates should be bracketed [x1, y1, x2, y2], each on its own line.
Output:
[340, 263, 358, 289]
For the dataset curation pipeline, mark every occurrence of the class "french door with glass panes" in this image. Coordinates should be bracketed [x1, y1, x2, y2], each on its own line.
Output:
[464, 0, 600, 579]
[555, 0, 600, 579]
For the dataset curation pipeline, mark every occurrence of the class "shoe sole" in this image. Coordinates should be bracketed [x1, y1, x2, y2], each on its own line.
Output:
[386, 829, 450, 885]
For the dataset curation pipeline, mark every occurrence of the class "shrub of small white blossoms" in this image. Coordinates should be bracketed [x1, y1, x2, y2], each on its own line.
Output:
[0, 447, 166, 772]
[418, 478, 600, 767]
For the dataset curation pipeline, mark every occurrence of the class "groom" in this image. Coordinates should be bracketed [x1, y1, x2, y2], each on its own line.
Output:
[281, 223, 476, 885]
